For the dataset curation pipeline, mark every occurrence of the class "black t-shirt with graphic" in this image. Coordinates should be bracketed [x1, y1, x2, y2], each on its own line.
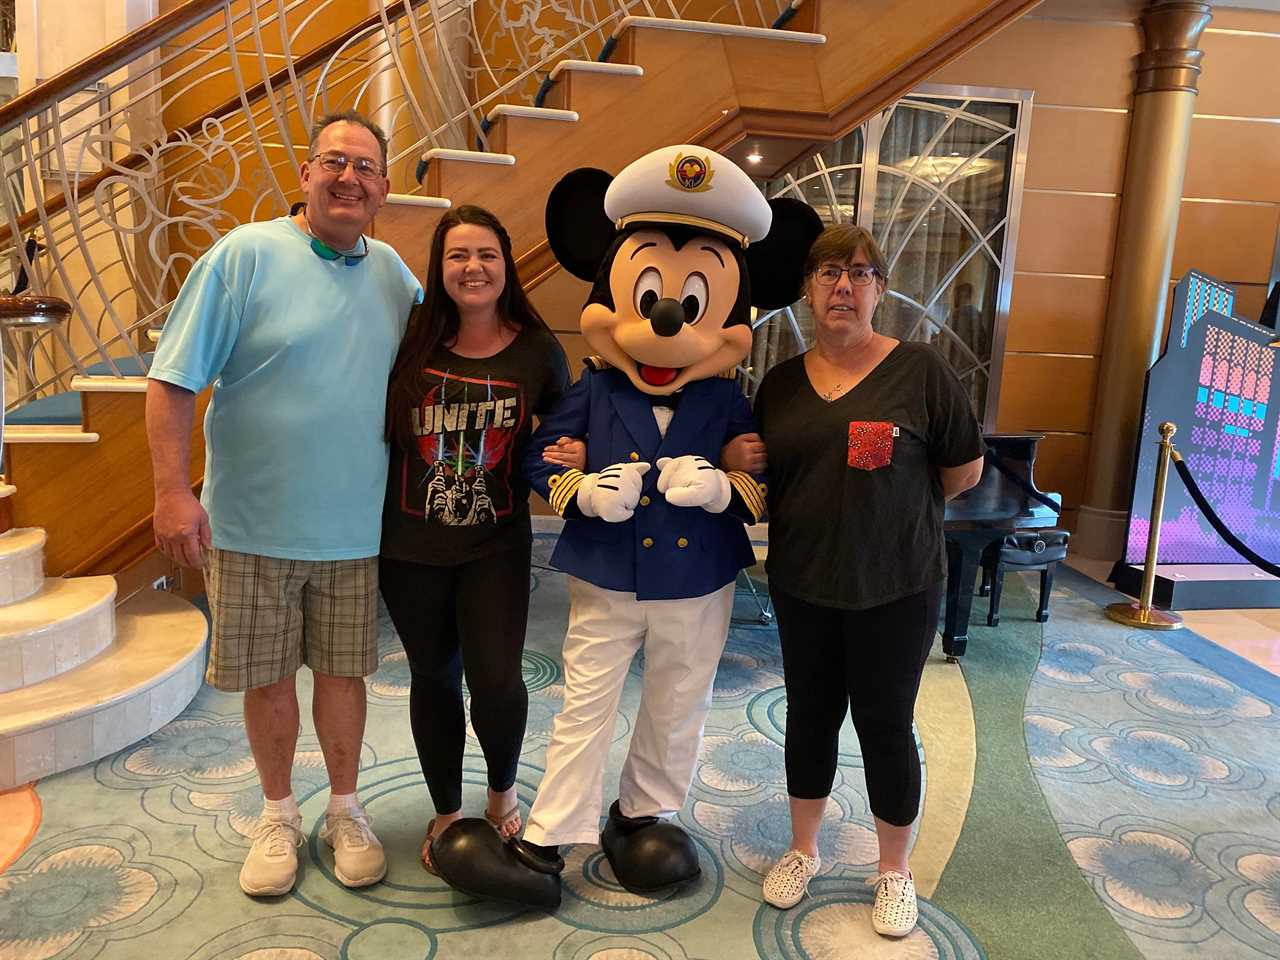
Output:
[381, 325, 569, 565]
[755, 341, 983, 610]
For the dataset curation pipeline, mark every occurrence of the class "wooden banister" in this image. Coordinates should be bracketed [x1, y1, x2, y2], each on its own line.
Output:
[0, 0, 435, 247]
[0, 0, 224, 132]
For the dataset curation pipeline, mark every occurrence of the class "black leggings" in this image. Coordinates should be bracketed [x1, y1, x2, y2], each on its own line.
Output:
[771, 583, 942, 827]
[378, 542, 531, 814]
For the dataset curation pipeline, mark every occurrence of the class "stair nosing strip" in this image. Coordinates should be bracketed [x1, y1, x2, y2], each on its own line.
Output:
[612, 16, 826, 44]
[70, 375, 149, 393]
[485, 105, 579, 124]
[3, 428, 101, 443]
[548, 60, 644, 80]
[420, 148, 516, 165]
[386, 193, 451, 208]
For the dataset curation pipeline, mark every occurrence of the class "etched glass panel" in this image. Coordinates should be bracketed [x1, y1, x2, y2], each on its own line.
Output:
[750, 91, 1025, 429]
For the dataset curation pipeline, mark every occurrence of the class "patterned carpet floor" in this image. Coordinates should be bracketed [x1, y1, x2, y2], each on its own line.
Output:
[1, 534, 1278, 960]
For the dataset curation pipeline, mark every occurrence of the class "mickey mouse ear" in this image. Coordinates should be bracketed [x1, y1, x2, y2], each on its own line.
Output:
[545, 168, 616, 282]
[744, 198, 825, 309]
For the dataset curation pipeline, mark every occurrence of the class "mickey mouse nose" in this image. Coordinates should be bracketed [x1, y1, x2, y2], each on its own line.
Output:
[649, 298, 685, 338]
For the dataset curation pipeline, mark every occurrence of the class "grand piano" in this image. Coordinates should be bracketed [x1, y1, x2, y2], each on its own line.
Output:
[941, 433, 1062, 660]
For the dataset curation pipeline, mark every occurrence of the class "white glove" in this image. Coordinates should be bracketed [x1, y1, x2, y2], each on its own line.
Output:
[656, 455, 732, 513]
[576, 461, 651, 523]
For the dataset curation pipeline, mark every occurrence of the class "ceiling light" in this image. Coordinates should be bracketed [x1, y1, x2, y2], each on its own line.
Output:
[746, 152, 763, 164]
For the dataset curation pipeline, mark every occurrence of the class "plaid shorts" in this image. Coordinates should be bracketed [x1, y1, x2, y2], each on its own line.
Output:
[204, 548, 379, 691]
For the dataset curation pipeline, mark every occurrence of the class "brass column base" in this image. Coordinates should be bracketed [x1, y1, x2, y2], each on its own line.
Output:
[1105, 601, 1183, 629]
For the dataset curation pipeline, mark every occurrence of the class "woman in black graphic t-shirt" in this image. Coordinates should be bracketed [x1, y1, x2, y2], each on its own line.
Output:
[724, 224, 984, 936]
[382, 206, 575, 873]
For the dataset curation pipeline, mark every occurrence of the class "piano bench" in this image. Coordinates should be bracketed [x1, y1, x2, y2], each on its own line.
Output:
[977, 529, 1070, 626]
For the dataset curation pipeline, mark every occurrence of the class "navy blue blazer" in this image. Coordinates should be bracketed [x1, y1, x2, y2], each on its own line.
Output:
[525, 367, 767, 601]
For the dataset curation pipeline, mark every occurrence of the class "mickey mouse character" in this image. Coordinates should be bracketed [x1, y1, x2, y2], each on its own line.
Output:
[431, 145, 821, 910]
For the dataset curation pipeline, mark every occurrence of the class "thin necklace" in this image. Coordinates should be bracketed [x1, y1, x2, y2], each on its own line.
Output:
[812, 352, 850, 402]
[814, 334, 879, 402]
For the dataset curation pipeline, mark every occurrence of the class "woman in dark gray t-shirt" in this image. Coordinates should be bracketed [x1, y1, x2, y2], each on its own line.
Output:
[727, 224, 983, 937]
[380, 206, 574, 875]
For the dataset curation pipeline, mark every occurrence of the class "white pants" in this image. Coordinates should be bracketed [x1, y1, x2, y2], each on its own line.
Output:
[523, 577, 735, 847]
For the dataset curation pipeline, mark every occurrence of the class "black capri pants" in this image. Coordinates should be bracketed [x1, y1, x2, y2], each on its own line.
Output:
[771, 582, 942, 827]
[378, 541, 532, 814]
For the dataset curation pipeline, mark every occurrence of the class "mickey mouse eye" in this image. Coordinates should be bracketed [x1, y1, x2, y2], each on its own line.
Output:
[680, 272, 708, 325]
[634, 267, 662, 318]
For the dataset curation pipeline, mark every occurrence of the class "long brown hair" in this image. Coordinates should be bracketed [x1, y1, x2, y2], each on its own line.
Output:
[385, 204, 549, 452]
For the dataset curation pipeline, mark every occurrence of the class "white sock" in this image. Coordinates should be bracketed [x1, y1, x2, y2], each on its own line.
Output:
[261, 794, 299, 821]
[326, 791, 363, 818]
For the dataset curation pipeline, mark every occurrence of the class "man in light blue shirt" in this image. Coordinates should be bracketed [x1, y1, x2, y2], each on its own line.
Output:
[146, 111, 422, 898]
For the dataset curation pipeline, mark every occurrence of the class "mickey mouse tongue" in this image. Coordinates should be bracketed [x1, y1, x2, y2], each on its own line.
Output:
[638, 364, 679, 387]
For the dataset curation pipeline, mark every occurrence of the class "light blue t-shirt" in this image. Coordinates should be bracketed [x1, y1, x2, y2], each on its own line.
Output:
[149, 216, 423, 560]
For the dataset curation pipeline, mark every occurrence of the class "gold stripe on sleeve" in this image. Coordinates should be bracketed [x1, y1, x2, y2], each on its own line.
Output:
[727, 470, 765, 522]
[549, 469, 587, 516]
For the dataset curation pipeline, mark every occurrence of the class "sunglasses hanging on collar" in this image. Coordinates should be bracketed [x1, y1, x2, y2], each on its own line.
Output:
[299, 204, 369, 266]
[310, 234, 369, 266]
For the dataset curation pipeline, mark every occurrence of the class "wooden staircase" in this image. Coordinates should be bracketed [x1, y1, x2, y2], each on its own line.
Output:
[4, 378, 208, 578]
[374, 2, 1041, 285]
[2, 0, 1038, 582]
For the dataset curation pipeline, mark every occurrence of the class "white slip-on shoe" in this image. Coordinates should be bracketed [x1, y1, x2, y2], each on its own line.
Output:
[239, 814, 304, 896]
[762, 849, 821, 909]
[870, 869, 918, 937]
[320, 806, 387, 888]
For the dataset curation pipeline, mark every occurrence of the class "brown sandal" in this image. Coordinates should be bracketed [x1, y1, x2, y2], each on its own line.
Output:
[484, 803, 521, 839]
[421, 818, 441, 875]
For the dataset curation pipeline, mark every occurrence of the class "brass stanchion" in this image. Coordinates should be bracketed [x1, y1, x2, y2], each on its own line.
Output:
[1107, 421, 1184, 629]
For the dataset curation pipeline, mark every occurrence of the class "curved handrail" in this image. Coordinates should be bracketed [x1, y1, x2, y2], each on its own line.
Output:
[0, 0, 228, 133]
[0, 0, 1037, 416]
[1, 0, 799, 412]
[0, 0, 446, 247]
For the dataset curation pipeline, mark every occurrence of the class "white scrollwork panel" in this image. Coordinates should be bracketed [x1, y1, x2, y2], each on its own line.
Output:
[0, 0, 796, 411]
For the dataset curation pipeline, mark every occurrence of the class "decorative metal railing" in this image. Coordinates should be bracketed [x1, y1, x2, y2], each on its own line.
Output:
[0, 0, 795, 412]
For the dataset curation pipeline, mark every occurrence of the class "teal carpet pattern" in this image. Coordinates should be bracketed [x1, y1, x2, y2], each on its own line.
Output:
[0, 534, 983, 960]
[4, 534, 1280, 959]
[1026, 571, 1280, 960]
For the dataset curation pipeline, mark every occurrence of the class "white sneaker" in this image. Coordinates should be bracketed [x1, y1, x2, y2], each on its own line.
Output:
[763, 849, 821, 909]
[239, 813, 304, 896]
[320, 806, 386, 888]
[870, 870, 918, 937]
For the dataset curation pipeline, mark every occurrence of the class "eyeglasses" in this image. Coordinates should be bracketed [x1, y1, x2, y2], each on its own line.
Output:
[310, 151, 385, 180]
[813, 264, 880, 287]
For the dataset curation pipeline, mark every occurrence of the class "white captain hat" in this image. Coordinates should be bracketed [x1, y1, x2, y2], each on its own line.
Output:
[603, 144, 772, 248]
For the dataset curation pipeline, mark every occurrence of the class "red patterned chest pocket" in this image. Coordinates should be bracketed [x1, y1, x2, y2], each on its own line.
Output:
[847, 421, 896, 470]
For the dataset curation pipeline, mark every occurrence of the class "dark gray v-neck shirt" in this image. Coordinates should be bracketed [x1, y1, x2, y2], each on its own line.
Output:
[755, 341, 983, 610]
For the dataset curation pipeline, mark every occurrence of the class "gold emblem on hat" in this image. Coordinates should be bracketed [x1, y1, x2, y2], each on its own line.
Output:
[667, 153, 715, 193]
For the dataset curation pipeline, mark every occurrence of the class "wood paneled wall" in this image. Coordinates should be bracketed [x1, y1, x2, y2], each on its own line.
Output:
[1176, 8, 1280, 322]
[930, 0, 1280, 529]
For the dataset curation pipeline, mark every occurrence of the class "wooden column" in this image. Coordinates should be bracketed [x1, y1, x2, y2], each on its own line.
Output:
[1074, 0, 1212, 559]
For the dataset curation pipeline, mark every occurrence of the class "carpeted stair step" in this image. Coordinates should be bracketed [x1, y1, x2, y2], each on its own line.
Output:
[0, 588, 208, 789]
[0, 575, 116, 693]
[6, 352, 153, 426]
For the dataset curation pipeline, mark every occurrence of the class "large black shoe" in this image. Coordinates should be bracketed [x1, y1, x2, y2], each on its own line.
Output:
[599, 800, 701, 894]
[430, 818, 564, 911]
